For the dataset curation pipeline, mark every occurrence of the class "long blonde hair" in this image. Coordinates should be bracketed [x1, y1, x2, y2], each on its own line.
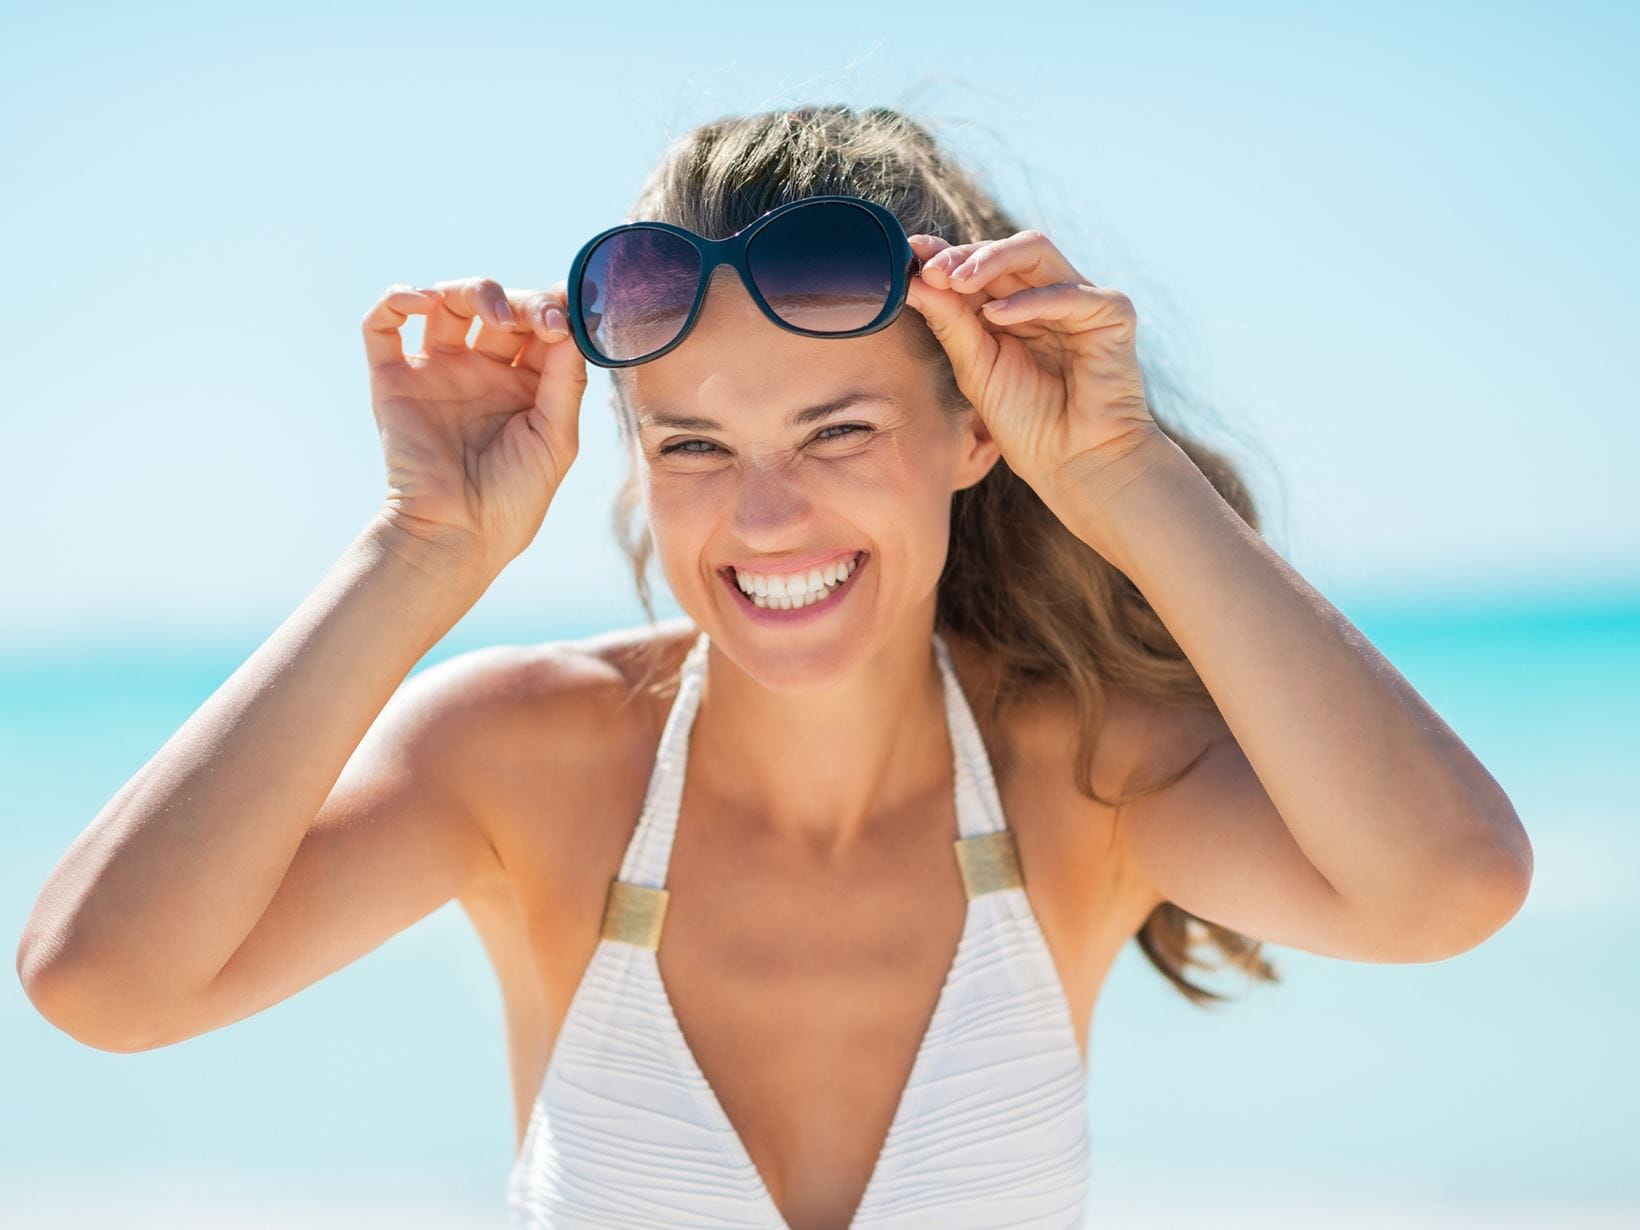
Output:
[603, 104, 1279, 1005]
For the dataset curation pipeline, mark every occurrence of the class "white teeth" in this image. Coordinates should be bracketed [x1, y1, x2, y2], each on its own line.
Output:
[733, 552, 861, 609]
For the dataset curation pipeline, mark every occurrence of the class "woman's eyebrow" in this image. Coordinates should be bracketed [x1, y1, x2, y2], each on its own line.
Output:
[638, 391, 897, 433]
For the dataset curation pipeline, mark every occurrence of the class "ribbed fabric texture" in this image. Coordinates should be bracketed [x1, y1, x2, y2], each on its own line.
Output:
[507, 630, 1092, 1229]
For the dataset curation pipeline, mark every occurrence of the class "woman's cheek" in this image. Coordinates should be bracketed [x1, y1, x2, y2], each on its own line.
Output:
[643, 477, 722, 576]
[836, 437, 943, 520]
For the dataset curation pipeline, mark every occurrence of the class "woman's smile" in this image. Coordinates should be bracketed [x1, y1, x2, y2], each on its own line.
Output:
[719, 550, 868, 624]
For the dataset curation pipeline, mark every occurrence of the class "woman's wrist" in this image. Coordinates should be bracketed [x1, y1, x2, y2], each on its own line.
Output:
[1040, 426, 1201, 574]
[366, 508, 499, 596]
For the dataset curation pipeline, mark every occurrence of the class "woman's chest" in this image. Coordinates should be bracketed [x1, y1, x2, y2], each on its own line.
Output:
[482, 705, 1143, 1132]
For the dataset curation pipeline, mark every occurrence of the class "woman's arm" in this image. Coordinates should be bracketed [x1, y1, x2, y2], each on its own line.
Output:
[906, 228, 1529, 960]
[14, 517, 497, 1049]
[1056, 428, 1532, 961]
[15, 274, 588, 1049]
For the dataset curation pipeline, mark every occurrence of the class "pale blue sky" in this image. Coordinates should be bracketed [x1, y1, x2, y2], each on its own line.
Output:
[3, 0, 1635, 648]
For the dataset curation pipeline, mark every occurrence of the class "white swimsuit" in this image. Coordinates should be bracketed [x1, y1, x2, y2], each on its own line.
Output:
[507, 629, 1092, 1228]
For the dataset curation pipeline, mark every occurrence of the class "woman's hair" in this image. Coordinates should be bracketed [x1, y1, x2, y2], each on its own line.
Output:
[603, 103, 1280, 1006]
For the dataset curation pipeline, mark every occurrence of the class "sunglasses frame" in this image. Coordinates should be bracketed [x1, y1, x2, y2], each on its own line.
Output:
[565, 193, 925, 369]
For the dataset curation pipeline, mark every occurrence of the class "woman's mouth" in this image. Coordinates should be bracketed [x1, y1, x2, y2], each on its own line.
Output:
[719, 551, 868, 625]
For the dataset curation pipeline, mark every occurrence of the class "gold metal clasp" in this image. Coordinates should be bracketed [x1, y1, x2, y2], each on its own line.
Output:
[954, 830, 1024, 898]
[600, 878, 670, 949]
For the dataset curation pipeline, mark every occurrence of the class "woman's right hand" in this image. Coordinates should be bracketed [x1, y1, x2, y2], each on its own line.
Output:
[361, 276, 588, 578]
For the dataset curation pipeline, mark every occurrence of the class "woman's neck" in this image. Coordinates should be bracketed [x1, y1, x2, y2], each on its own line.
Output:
[687, 622, 957, 854]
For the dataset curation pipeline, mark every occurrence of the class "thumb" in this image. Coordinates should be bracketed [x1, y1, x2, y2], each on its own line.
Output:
[531, 333, 589, 461]
[904, 276, 998, 403]
[530, 282, 589, 458]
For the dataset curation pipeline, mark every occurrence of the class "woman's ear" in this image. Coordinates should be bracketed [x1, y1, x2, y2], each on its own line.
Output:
[952, 404, 1002, 493]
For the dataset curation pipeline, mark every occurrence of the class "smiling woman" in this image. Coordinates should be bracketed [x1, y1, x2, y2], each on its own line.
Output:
[16, 97, 1527, 1230]
[558, 104, 1526, 1228]
[606, 105, 1280, 999]
[532, 105, 1301, 1227]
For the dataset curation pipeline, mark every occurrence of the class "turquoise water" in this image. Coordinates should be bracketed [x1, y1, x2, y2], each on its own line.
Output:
[4, 591, 1637, 1225]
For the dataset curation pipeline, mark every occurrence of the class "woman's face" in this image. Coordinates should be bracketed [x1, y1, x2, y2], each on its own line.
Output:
[620, 265, 999, 689]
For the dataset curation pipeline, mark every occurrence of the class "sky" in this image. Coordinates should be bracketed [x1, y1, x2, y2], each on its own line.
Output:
[2, 0, 1635, 650]
[4, 6, 1638, 1223]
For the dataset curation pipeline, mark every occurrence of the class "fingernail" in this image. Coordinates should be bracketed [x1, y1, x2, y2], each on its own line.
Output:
[495, 300, 516, 327]
[544, 307, 567, 334]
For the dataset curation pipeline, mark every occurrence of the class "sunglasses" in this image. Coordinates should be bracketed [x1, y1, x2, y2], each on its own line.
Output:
[565, 194, 925, 368]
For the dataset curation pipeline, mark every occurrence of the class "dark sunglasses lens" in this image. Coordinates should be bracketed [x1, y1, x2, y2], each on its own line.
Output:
[579, 227, 702, 362]
[747, 202, 894, 333]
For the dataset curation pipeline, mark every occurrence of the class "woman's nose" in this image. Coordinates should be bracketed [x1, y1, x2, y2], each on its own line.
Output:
[730, 463, 815, 541]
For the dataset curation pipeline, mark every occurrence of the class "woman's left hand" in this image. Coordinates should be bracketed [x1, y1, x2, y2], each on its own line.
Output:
[904, 230, 1162, 505]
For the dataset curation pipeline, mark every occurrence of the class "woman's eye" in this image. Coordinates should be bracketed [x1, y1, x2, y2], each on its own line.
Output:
[658, 423, 873, 457]
[658, 439, 721, 456]
[816, 423, 873, 443]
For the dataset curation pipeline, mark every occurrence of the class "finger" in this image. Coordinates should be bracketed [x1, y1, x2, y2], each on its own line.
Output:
[524, 295, 591, 465]
[361, 283, 442, 368]
[917, 240, 987, 290]
[945, 230, 1089, 299]
[473, 285, 536, 364]
[911, 240, 1007, 314]
[512, 299, 553, 373]
[512, 284, 573, 376]
[980, 283, 1135, 337]
[903, 272, 998, 405]
[423, 276, 513, 353]
[907, 233, 957, 267]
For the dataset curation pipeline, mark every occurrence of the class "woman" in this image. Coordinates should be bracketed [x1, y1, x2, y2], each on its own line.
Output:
[16, 105, 1533, 1229]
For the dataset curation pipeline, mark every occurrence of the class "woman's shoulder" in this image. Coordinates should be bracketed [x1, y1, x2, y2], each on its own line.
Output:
[567, 616, 702, 696]
[440, 620, 697, 888]
[937, 625, 1208, 805]
[414, 620, 696, 822]
[434, 617, 697, 724]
